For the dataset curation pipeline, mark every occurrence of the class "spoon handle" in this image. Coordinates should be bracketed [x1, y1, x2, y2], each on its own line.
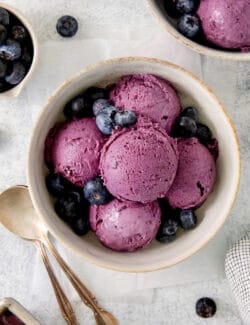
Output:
[36, 241, 79, 325]
[44, 236, 118, 325]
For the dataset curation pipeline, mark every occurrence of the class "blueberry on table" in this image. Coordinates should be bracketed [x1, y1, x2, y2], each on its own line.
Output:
[71, 217, 89, 236]
[0, 39, 21, 61]
[179, 209, 197, 229]
[93, 98, 110, 116]
[0, 24, 7, 43]
[96, 106, 118, 135]
[175, 0, 199, 15]
[173, 116, 197, 137]
[196, 123, 212, 144]
[11, 25, 28, 41]
[156, 219, 178, 243]
[180, 106, 199, 122]
[5, 62, 25, 85]
[56, 15, 78, 37]
[84, 86, 108, 102]
[177, 14, 201, 39]
[196, 297, 217, 318]
[114, 110, 137, 127]
[45, 173, 70, 197]
[64, 95, 92, 119]
[55, 191, 83, 222]
[84, 176, 111, 205]
[0, 8, 9, 26]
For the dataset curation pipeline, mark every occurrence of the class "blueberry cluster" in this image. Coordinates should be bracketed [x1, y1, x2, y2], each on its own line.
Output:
[164, 0, 202, 40]
[156, 198, 197, 243]
[0, 8, 33, 92]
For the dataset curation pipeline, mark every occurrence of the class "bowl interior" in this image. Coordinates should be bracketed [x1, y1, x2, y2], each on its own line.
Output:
[147, 0, 250, 61]
[28, 58, 240, 272]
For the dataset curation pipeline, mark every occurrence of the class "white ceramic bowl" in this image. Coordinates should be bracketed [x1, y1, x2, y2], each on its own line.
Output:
[28, 57, 240, 272]
[0, 2, 38, 98]
[146, 0, 250, 61]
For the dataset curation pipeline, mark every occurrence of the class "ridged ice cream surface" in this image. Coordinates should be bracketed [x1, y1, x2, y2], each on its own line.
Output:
[89, 199, 161, 252]
[197, 0, 250, 49]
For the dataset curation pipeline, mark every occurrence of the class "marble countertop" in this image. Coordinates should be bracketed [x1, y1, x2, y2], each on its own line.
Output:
[0, 0, 249, 324]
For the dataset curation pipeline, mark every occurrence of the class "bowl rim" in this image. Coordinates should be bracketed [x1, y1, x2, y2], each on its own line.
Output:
[27, 56, 241, 272]
[0, 2, 38, 98]
[146, 0, 250, 61]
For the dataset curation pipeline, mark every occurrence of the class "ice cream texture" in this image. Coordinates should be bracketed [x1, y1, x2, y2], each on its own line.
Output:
[90, 198, 161, 252]
[109, 74, 181, 133]
[45, 118, 105, 187]
[100, 116, 179, 203]
[197, 0, 250, 49]
[166, 137, 216, 209]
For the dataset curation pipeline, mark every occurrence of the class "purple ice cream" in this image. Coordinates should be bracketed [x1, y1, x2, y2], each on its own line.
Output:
[166, 137, 216, 209]
[197, 0, 250, 49]
[89, 198, 161, 252]
[109, 74, 181, 133]
[100, 116, 179, 203]
[45, 118, 105, 187]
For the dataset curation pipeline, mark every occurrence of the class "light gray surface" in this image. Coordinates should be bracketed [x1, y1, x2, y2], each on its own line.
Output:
[0, 0, 248, 324]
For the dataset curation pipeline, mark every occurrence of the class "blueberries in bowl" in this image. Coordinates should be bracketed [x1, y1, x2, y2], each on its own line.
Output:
[177, 14, 201, 39]
[84, 176, 112, 205]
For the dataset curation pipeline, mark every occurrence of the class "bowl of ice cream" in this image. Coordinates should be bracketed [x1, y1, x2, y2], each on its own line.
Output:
[146, 0, 250, 60]
[28, 57, 240, 272]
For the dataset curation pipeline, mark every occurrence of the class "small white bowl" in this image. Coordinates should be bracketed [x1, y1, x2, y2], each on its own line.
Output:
[0, 2, 38, 98]
[27, 57, 240, 272]
[146, 0, 250, 61]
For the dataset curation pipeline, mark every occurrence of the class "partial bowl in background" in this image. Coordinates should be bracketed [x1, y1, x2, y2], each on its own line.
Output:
[146, 0, 250, 61]
[28, 57, 240, 272]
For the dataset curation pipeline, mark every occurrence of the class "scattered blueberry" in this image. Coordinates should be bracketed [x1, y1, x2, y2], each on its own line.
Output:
[173, 116, 197, 137]
[180, 106, 199, 122]
[175, 0, 199, 15]
[177, 14, 201, 39]
[11, 25, 27, 41]
[84, 86, 108, 102]
[156, 219, 178, 243]
[196, 297, 217, 318]
[5, 62, 25, 85]
[179, 209, 197, 229]
[0, 39, 21, 61]
[64, 95, 92, 119]
[93, 98, 110, 116]
[84, 176, 111, 205]
[56, 15, 78, 37]
[96, 106, 118, 135]
[55, 191, 83, 222]
[71, 217, 89, 236]
[0, 8, 9, 26]
[163, 0, 180, 18]
[0, 58, 7, 78]
[45, 173, 70, 197]
[0, 24, 7, 43]
[196, 123, 212, 144]
[114, 110, 137, 127]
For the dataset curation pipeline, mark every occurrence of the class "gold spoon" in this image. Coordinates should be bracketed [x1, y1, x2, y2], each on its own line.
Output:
[0, 186, 118, 325]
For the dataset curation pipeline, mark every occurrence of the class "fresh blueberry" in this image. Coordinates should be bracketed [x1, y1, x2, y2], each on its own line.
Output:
[177, 14, 201, 39]
[0, 8, 9, 26]
[71, 217, 89, 236]
[96, 106, 118, 135]
[56, 15, 78, 37]
[156, 219, 178, 243]
[0, 24, 7, 43]
[55, 191, 83, 222]
[84, 86, 108, 102]
[179, 209, 197, 229]
[196, 297, 217, 318]
[180, 106, 199, 122]
[163, 0, 180, 18]
[64, 95, 92, 119]
[0, 59, 7, 78]
[11, 25, 27, 42]
[45, 173, 70, 197]
[173, 116, 197, 137]
[175, 0, 199, 14]
[196, 123, 212, 144]
[114, 110, 137, 127]
[93, 98, 110, 116]
[84, 176, 111, 205]
[5, 62, 25, 85]
[0, 39, 21, 61]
